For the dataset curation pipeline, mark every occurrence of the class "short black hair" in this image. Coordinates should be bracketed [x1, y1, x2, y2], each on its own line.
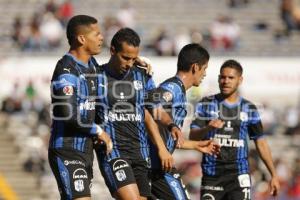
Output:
[220, 59, 243, 75]
[177, 43, 210, 72]
[66, 15, 98, 46]
[111, 28, 140, 52]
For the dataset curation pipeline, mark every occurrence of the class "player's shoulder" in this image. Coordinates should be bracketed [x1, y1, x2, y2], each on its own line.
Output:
[54, 55, 79, 76]
[241, 98, 258, 109]
[160, 77, 182, 92]
[132, 65, 152, 78]
[201, 94, 218, 103]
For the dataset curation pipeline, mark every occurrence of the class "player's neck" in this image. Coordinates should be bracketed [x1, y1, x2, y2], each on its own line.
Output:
[223, 93, 239, 103]
[176, 72, 193, 91]
[69, 48, 91, 64]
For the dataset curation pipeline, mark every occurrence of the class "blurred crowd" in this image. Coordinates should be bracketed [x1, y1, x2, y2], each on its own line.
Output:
[0, 80, 299, 199]
[10, 0, 300, 55]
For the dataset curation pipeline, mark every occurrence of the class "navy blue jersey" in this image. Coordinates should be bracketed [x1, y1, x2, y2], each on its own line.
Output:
[190, 94, 264, 176]
[147, 76, 187, 169]
[50, 54, 99, 153]
[96, 64, 156, 161]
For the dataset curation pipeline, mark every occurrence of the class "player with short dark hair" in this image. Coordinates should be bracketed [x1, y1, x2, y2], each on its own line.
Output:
[146, 43, 219, 200]
[94, 27, 173, 200]
[189, 59, 280, 200]
[49, 15, 112, 200]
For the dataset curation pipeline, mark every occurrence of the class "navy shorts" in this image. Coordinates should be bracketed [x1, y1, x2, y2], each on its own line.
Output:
[48, 148, 94, 200]
[201, 173, 251, 200]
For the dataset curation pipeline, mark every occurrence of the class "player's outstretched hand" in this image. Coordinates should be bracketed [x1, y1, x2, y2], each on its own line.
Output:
[170, 126, 185, 148]
[135, 56, 153, 75]
[269, 176, 280, 196]
[194, 140, 220, 155]
[98, 131, 113, 155]
[208, 119, 225, 130]
[158, 148, 174, 172]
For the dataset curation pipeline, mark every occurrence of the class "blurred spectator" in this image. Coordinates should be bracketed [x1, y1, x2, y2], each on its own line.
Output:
[173, 28, 191, 55]
[45, 0, 58, 14]
[280, 0, 300, 33]
[11, 16, 23, 47]
[57, 0, 74, 27]
[103, 16, 121, 48]
[40, 13, 64, 49]
[209, 15, 240, 50]
[22, 13, 47, 51]
[153, 28, 175, 56]
[116, 2, 136, 28]
[228, 0, 249, 8]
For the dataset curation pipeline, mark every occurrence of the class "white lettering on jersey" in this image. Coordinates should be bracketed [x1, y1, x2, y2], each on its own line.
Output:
[105, 111, 142, 122]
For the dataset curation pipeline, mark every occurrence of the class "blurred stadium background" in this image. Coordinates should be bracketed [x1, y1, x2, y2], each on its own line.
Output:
[0, 0, 299, 199]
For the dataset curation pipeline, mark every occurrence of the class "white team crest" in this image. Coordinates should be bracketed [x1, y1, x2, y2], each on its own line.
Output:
[74, 179, 84, 192]
[115, 170, 127, 181]
[240, 112, 248, 122]
[133, 80, 143, 90]
[162, 91, 173, 102]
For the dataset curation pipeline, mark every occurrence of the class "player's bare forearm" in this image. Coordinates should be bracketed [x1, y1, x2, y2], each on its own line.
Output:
[180, 140, 197, 150]
[254, 138, 277, 177]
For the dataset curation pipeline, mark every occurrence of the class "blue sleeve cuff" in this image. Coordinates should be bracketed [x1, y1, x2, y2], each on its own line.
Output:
[250, 134, 265, 140]
[89, 123, 98, 136]
[190, 124, 201, 129]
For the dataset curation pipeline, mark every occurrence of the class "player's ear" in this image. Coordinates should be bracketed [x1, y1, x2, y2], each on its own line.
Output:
[77, 34, 85, 45]
[191, 63, 197, 74]
[110, 46, 116, 55]
[238, 76, 243, 85]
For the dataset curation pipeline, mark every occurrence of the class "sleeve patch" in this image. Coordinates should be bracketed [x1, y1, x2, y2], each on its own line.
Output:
[62, 85, 74, 96]
[162, 91, 173, 102]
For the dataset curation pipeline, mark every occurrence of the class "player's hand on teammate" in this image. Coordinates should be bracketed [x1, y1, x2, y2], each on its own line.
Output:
[158, 148, 174, 172]
[269, 176, 280, 196]
[208, 119, 225, 130]
[170, 126, 185, 148]
[97, 130, 113, 155]
[135, 56, 153, 75]
[194, 140, 220, 155]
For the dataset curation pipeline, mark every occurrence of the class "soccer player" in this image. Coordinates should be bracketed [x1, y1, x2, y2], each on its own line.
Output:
[146, 43, 220, 200]
[94, 28, 173, 200]
[48, 15, 112, 200]
[189, 59, 280, 200]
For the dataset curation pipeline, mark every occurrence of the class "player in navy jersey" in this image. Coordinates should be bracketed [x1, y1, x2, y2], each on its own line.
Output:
[48, 15, 112, 200]
[189, 59, 280, 200]
[146, 43, 220, 200]
[94, 28, 174, 200]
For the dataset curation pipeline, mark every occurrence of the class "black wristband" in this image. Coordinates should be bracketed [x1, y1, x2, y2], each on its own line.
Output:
[167, 123, 180, 132]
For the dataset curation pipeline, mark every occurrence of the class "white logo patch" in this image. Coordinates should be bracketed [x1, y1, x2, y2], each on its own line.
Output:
[240, 112, 248, 122]
[112, 159, 129, 171]
[73, 168, 88, 179]
[238, 174, 251, 188]
[202, 193, 215, 200]
[74, 179, 84, 192]
[115, 169, 127, 181]
[133, 80, 143, 90]
[162, 91, 173, 102]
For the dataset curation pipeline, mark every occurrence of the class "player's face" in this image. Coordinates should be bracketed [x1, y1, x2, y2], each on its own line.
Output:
[83, 23, 104, 55]
[111, 42, 139, 75]
[218, 67, 242, 97]
[193, 62, 208, 87]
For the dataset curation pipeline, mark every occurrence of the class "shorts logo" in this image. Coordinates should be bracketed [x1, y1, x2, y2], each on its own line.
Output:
[74, 179, 84, 192]
[173, 173, 180, 179]
[202, 193, 215, 200]
[63, 85, 73, 96]
[73, 168, 88, 179]
[238, 174, 251, 188]
[64, 160, 85, 167]
[115, 169, 127, 182]
[133, 80, 143, 90]
[112, 159, 129, 171]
